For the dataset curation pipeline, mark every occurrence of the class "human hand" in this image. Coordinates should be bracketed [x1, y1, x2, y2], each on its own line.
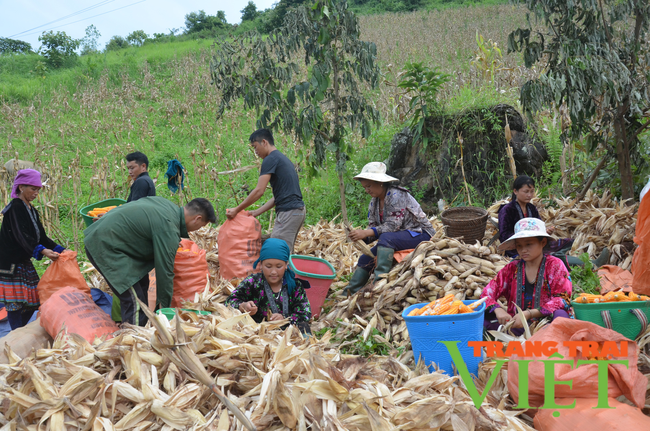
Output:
[269, 313, 284, 321]
[249, 209, 260, 218]
[547, 225, 556, 234]
[239, 301, 258, 315]
[494, 308, 512, 325]
[42, 249, 60, 261]
[349, 229, 369, 241]
[511, 310, 530, 328]
[226, 208, 239, 220]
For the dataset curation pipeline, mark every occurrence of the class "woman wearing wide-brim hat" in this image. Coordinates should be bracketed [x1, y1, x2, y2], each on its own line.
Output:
[345, 162, 435, 294]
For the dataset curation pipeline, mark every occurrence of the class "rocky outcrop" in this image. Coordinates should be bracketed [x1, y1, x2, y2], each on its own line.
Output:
[387, 104, 547, 213]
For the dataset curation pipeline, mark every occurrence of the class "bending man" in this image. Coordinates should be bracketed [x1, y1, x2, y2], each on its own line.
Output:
[84, 197, 216, 326]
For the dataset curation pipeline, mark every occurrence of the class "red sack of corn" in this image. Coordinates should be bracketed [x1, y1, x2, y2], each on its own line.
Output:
[507, 318, 647, 409]
[37, 250, 90, 304]
[217, 212, 261, 280]
[40, 286, 118, 342]
[533, 398, 650, 430]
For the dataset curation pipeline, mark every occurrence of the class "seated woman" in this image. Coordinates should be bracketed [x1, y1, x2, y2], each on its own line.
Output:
[345, 162, 435, 294]
[482, 218, 572, 336]
[498, 175, 608, 268]
[225, 238, 311, 334]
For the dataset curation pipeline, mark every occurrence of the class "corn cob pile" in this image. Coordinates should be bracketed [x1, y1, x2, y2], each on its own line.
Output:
[573, 291, 650, 304]
[0, 305, 536, 431]
[408, 295, 488, 316]
[487, 190, 637, 269]
[317, 235, 509, 351]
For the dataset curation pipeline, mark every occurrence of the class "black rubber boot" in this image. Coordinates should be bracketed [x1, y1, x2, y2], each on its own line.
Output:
[343, 267, 371, 294]
[374, 246, 395, 279]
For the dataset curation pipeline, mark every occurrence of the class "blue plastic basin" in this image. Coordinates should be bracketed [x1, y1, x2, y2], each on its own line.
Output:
[402, 300, 486, 375]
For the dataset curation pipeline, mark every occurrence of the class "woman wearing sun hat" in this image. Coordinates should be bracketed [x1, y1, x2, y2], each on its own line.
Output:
[0, 169, 65, 330]
[481, 218, 573, 335]
[344, 162, 435, 294]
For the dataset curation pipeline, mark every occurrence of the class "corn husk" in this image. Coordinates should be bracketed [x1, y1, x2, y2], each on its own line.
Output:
[0, 304, 537, 430]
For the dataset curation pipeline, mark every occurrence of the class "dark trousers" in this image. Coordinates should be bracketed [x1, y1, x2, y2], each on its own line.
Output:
[357, 231, 431, 271]
[484, 308, 570, 336]
[7, 307, 37, 330]
[85, 247, 149, 327]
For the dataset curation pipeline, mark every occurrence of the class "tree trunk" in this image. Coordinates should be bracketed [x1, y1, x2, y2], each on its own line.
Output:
[338, 169, 349, 226]
[560, 136, 569, 195]
[614, 110, 635, 202]
[575, 155, 607, 202]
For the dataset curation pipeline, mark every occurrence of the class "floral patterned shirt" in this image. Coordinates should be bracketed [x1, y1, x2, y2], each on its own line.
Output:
[225, 272, 311, 324]
[480, 255, 572, 316]
[368, 187, 435, 237]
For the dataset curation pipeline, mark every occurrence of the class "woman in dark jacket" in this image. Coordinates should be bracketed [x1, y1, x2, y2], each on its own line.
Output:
[0, 169, 64, 329]
[498, 175, 608, 268]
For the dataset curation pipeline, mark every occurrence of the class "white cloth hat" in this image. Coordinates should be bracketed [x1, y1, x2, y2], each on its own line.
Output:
[353, 162, 398, 183]
[499, 217, 553, 251]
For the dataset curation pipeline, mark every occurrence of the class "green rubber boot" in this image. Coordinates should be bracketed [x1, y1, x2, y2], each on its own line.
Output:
[592, 247, 610, 268]
[564, 247, 611, 269]
[374, 246, 395, 279]
[344, 267, 371, 295]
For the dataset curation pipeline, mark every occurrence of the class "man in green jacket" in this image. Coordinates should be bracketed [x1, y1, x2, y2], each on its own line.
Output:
[84, 197, 216, 326]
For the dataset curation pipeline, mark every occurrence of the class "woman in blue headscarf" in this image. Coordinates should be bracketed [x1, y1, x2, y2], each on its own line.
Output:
[225, 238, 312, 333]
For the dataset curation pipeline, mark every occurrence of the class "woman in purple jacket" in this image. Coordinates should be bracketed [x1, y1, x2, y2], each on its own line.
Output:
[498, 175, 608, 268]
[344, 162, 435, 294]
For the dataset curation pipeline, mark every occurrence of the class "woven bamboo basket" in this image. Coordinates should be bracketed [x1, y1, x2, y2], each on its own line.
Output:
[440, 207, 489, 244]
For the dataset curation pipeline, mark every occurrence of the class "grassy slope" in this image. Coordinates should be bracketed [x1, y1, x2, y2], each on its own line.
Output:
[0, 4, 526, 257]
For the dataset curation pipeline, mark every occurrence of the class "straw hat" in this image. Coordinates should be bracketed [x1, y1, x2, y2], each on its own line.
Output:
[353, 162, 398, 183]
[499, 217, 553, 251]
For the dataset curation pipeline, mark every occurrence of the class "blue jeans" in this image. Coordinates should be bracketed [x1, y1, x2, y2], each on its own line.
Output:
[357, 230, 431, 272]
[7, 306, 37, 330]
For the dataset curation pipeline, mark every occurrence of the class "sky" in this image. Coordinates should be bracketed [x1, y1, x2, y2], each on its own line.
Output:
[0, 0, 277, 51]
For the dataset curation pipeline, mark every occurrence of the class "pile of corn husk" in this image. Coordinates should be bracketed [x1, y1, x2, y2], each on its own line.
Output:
[487, 190, 637, 269]
[0, 304, 535, 431]
[316, 235, 509, 353]
[294, 219, 362, 281]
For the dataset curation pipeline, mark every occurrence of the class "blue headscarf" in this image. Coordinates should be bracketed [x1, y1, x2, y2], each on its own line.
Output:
[253, 238, 297, 295]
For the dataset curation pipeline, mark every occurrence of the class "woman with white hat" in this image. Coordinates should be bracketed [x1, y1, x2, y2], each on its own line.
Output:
[344, 162, 435, 294]
[481, 218, 573, 335]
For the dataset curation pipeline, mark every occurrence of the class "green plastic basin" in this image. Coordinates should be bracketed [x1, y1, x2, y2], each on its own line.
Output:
[155, 308, 211, 321]
[80, 198, 127, 227]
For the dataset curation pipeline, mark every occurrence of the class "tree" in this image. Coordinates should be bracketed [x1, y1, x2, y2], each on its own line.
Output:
[508, 0, 650, 201]
[184, 10, 229, 34]
[127, 30, 149, 46]
[266, 0, 308, 31]
[105, 35, 130, 51]
[210, 0, 380, 224]
[0, 37, 32, 54]
[80, 25, 101, 55]
[38, 31, 80, 68]
[241, 1, 259, 21]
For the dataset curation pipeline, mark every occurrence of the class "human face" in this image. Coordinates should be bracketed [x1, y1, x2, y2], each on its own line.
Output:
[359, 179, 386, 199]
[250, 139, 271, 159]
[514, 184, 535, 204]
[514, 237, 546, 262]
[18, 185, 41, 203]
[127, 160, 146, 181]
[185, 214, 208, 233]
[262, 258, 287, 286]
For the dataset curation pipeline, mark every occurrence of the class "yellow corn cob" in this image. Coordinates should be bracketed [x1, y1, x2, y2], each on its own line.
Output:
[439, 300, 463, 315]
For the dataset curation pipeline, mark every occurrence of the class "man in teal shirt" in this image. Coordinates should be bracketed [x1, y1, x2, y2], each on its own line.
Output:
[84, 197, 216, 326]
